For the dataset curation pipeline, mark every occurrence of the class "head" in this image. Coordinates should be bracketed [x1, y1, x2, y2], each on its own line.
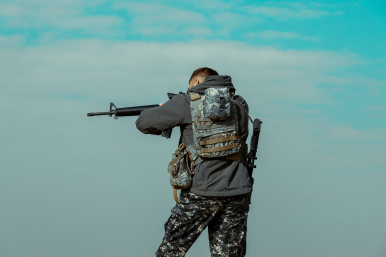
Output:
[188, 67, 219, 89]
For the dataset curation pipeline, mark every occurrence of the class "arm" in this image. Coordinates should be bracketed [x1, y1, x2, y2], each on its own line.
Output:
[135, 94, 189, 135]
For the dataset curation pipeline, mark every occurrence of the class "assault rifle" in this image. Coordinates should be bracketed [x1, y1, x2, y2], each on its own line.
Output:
[87, 93, 177, 138]
[87, 92, 263, 172]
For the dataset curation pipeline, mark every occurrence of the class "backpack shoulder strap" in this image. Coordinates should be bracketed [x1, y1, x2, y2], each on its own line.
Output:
[233, 95, 253, 124]
[189, 92, 203, 146]
[190, 93, 201, 101]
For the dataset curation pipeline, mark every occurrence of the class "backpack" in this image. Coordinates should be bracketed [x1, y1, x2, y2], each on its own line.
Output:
[167, 87, 245, 190]
[190, 87, 241, 159]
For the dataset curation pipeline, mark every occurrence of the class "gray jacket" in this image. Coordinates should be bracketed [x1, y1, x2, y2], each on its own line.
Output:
[136, 75, 253, 197]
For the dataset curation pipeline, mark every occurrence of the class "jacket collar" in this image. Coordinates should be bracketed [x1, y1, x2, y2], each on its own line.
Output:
[188, 75, 236, 94]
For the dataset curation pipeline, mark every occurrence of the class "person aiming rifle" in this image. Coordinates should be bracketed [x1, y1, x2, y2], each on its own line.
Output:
[87, 67, 262, 256]
[136, 68, 261, 257]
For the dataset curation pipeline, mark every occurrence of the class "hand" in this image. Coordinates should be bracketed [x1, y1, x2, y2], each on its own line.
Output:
[159, 103, 163, 106]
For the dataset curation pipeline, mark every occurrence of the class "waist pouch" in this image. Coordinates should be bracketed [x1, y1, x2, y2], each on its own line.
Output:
[168, 143, 202, 189]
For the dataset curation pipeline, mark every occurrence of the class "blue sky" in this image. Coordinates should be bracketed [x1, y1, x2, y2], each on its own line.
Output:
[0, 1, 385, 257]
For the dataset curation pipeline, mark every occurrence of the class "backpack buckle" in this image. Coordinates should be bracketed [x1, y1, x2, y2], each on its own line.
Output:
[220, 96, 225, 111]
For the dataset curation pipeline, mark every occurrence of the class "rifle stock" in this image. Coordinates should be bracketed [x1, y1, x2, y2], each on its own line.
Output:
[247, 118, 262, 176]
[246, 118, 262, 204]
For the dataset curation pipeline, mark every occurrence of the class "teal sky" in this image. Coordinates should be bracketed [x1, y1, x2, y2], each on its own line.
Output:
[0, 1, 385, 257]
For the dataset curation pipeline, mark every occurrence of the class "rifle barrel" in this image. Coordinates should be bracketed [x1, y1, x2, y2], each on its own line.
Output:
[87, 104, 160, 117]
[87, 111, 112, 116]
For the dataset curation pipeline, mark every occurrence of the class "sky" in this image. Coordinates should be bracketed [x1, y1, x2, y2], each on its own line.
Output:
[0, 1, 385, 257]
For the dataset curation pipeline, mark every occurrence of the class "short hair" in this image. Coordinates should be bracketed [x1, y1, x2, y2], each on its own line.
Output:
[189, 67, 219, 84]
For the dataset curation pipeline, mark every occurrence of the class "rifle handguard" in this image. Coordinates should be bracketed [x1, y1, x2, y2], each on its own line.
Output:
[115, 104, 160, 117]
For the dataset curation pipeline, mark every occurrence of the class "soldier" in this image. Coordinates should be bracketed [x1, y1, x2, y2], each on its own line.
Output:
[136, 67, 253, 257]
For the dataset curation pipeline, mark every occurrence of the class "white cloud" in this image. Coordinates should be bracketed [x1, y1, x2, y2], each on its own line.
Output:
[0, 3, 27, 16]
[246, 29, 321, 42]
[246, 2, 344, 20]
[257, 30, 301, 39]
[115, 2, 207, 24]
[118, 3, 207, 24]
[0, 1, 123, 35]
[179, 26, 213, 36]
[211, 12, 255, 28]
[110, 2, 212, 37]
[248, 6, 329, 19]
[0, 38, 363, 106]
[246, 30, 320, 42]
[0, 34, 25, 46]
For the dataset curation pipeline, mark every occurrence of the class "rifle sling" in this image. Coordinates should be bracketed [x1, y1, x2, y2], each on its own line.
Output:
[190, 93, 201, 101]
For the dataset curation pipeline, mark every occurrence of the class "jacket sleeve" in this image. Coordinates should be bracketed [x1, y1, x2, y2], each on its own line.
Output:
[135, 94, 189, 135]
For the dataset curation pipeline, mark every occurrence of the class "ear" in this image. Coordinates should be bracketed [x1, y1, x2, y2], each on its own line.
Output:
[195, 78, 201, 85]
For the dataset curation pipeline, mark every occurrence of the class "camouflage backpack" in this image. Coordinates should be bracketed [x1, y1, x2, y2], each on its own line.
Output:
[190, 87, 241, 159]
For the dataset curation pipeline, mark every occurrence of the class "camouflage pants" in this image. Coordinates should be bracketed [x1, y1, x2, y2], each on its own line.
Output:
[155, 191, 250, 257]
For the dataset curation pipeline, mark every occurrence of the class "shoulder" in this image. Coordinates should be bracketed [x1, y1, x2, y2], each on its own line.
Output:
[169, 92, 191, 105]
[170, 93, 193, 123]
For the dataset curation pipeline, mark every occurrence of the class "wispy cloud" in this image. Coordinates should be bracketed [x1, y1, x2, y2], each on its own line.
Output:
[112, 2, 209, 37]
[0, 1, 124, 39]
[248, 6, 329, 19]
[247, 30, 319, 42]
[245, 2, 343, 20]
[0, 38, 370, 106]
[0, 34, 25, 46]
[115, 2, 207, 24]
